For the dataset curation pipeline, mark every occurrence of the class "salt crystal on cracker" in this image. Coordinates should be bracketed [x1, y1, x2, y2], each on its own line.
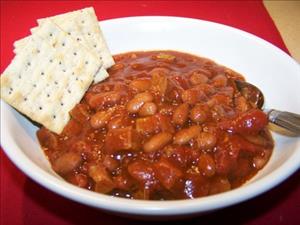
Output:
[1, 20, 101, 133]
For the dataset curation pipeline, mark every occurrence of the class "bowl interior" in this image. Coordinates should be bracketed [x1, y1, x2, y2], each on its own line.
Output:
[1, 16, 300, 216]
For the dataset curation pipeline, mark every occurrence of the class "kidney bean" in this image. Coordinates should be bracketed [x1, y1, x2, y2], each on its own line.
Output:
[190, 105, 207, 124]
[173, 125, 201, 145]
[196, 132, 217, 150]
[53, 151, 82, 175]
[198, 154, 216, 177]
[219, 109, 268, 134]
[126, 92, 153, 113]
[143, 132, 173, 152]
[138, 102, 157, 116]
[172, 103, 189, 126]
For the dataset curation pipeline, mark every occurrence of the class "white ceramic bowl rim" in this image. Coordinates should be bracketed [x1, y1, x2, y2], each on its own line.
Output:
[1, 16, 300, 216]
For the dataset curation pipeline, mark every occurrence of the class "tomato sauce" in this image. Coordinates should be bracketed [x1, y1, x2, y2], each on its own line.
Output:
[37, 51, 274, 200]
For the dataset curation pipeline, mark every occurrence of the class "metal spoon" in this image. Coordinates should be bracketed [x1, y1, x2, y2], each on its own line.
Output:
[234, 80, 300, 136]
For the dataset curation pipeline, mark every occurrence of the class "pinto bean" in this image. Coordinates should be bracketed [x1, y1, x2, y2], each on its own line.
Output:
[143, 132, 173, 152]
[173, 125, 201, 145]
[90, 110, 113, 129]
[53, 151, 82, 175]
[138, 102, 157, 116]
[196, 132, 217, 150]
[190, 105, 207, 124]
[172, 103, 189, 126]
[126, 92, 153, 113]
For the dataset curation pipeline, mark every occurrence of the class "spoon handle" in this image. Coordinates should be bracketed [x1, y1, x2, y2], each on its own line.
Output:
[267, 109, 300, 135]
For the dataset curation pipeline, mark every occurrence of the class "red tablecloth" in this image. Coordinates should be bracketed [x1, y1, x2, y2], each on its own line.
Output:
[1, 1, 299, 224]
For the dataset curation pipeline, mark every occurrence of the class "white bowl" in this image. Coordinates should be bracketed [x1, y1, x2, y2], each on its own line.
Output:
[1, 16, 300, 217]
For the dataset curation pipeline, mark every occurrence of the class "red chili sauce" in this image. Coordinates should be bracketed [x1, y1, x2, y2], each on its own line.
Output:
[37, 51, 274, 200]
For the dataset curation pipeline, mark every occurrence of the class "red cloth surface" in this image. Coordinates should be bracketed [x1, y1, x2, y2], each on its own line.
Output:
[1, 1, 299, 224]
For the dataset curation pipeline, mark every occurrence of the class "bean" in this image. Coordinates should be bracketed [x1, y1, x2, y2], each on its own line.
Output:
[173, 125, 201, 145]
[90, 110, 112, 129]
[211, 74, 228, 87]
[53, 151, 82, 175]
[196, 132, 217, 150]
[126, 92, 153, 113]
[190, 105, 207, 124]
[172, 103, 189, 126]
[138, 102, 157, 116]
[198, 154, 216, 177]
[143, 132, 173, 152]
[129, 79, 152, 92]
[190, 72, 208, 85]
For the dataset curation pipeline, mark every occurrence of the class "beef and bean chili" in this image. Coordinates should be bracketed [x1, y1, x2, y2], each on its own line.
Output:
[37, 51, 274, 200]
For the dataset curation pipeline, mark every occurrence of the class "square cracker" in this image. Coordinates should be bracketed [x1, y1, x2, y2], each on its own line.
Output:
[13, 7, 114, 83]
[1, 20, 101, 134]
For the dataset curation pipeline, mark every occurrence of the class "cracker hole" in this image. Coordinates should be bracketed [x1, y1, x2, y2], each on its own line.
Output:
[47, 94, 50, 98]
[93, 44, 97, 48]
[37, 49, 40, 53]
[41, 72, 44, 75]
[76, 77, 79, 81]
[24, 97, 27, 101]
[68, 32, 71, 35]
[53, 115, 56, 119]
[77, 38, 80, 41]
[88, 32, 91, 36]
[62, 43, 65, 47]
[62, 69, 66, 72]
[67, 89, 71, 93]
[39, 106, 43, 110]
[81, 20, 85, 24]
[85, 61, 89, 65]
[18, 75, 22, 79]
[72, 72, 75, 75]
[27, 62, 31, 66]
[8, 91, 12, 95]
[50, 59, 53, 63]
[73, 52, 77, 56]
[60, 102, 64, 106]
[49, 33, 53, 37]
[59, 61, 62, 65]
[54, 81, 58, 85]
[33, 84, 37, 88]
